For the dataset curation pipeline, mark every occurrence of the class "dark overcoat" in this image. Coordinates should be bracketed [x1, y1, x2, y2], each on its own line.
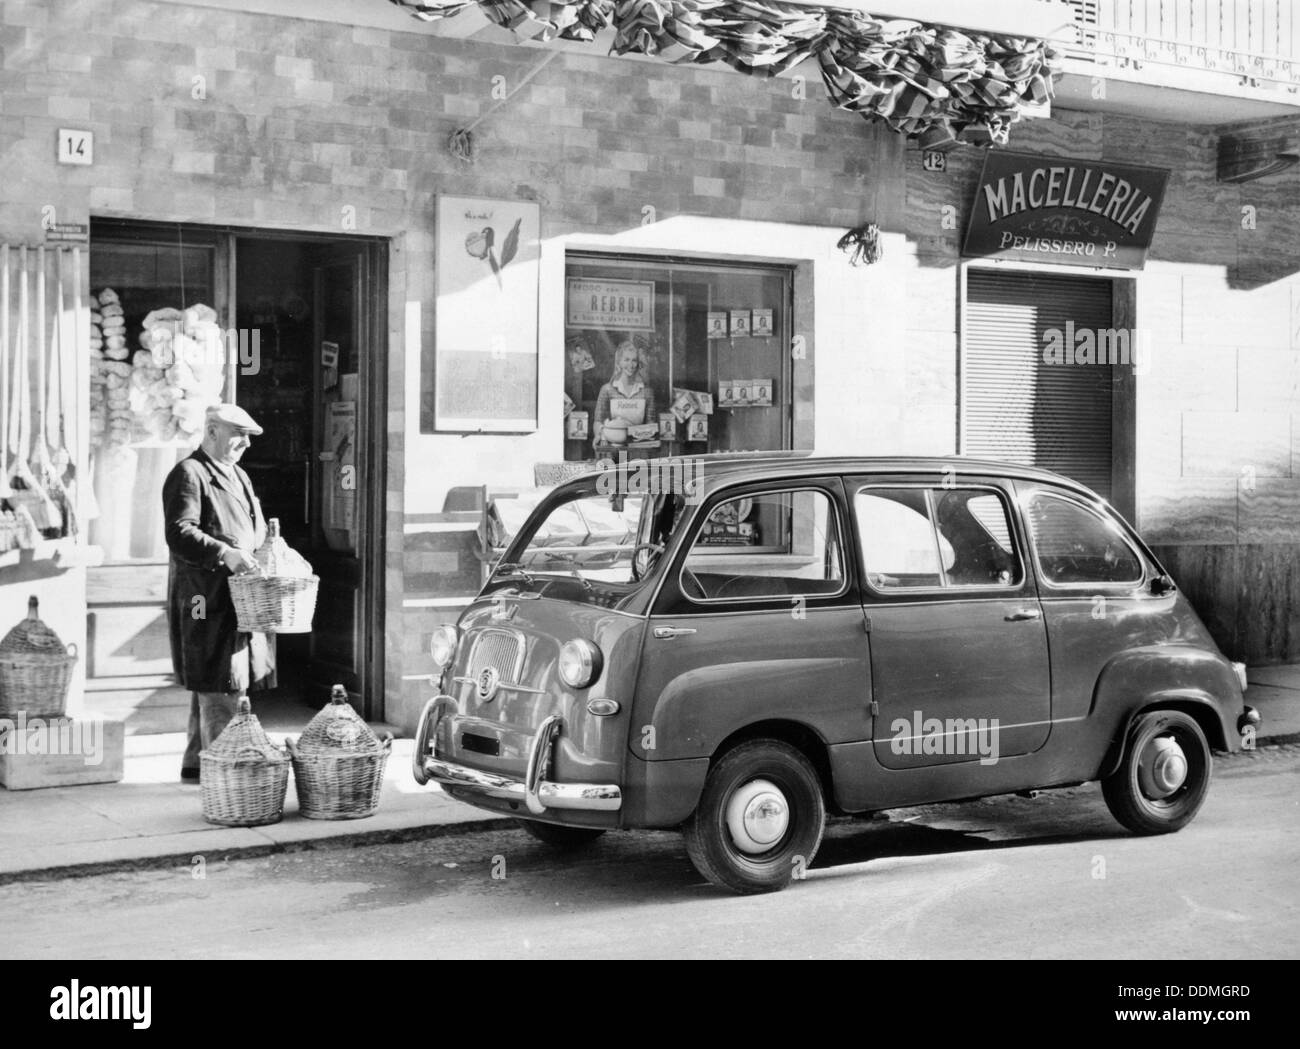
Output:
[162, 447, 276, 693]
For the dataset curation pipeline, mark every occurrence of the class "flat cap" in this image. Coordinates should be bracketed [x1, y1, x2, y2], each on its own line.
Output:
[205, 403, 263, 435]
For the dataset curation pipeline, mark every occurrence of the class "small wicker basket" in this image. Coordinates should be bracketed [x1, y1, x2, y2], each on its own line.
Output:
[287, 685, 392, 820]
[0, 596, 78, 717]
[200, 697, 290, 827]
[228, 518, 319, 634]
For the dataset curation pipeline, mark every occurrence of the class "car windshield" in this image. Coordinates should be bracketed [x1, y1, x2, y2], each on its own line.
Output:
[493, 477, 692, 591]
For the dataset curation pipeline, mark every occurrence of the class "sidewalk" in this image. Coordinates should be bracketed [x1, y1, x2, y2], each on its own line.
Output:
[0, 731, 515, 885]
[1, 667, 1298, 884]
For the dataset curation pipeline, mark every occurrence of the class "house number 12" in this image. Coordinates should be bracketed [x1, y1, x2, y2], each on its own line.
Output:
[56, 129, 93, 166]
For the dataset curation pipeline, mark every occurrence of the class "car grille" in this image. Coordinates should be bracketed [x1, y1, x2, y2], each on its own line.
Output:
[466, 628, 525, 683]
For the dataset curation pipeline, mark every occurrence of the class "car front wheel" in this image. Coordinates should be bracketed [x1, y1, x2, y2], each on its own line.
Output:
[684, 740, 825, 895]
[1102, 710, 1211, 835]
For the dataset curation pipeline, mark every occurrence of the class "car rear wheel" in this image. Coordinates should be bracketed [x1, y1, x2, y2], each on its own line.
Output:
[1102, 710, 1211, 835]
[515, 819, 606, 849]
[684, 740, 825, 895]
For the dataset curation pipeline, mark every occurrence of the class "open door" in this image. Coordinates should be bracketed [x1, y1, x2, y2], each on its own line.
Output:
[304, 241, 376, 711]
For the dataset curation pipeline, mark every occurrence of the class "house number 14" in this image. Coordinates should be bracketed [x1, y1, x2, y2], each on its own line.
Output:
[56, 129, 93, 166]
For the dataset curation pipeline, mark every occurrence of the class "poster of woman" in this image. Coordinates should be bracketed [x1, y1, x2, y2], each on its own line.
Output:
[593, 341, 658, 447]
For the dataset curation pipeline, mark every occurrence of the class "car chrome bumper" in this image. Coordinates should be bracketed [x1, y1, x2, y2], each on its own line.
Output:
[411, 696, 622, 814]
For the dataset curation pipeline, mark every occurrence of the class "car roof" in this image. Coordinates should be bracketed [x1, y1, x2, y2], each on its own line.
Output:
[572, 451, 1104, 502]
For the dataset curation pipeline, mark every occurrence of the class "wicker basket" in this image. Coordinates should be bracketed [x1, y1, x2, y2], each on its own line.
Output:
[228, 517, 319, 634]
[287, 685, 392, 820]
[0, 596, 77, 717]
[200, 697, 290, 827]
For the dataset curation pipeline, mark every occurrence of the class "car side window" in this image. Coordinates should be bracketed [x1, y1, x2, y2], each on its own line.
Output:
[682, 489, 845, 602]
[856, 486, 1022, 590]
[932, 489, 1023, 587]
[1026, 493, 1144, 586]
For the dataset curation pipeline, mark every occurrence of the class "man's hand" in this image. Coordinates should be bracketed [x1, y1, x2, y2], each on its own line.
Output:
[221, 547, 258, 575]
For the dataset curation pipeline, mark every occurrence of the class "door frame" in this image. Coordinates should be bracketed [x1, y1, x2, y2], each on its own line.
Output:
[233, 228, 389, 718]
[958, 260, 1138, 523]
[86, 218, 389, 719]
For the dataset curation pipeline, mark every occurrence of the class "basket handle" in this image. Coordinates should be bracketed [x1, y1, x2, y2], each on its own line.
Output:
[284, 736, 299, 757]
[65, 641, 77, 660]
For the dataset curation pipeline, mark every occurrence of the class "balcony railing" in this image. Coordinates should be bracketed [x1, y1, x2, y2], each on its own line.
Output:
[1063, 0, 1300, 91]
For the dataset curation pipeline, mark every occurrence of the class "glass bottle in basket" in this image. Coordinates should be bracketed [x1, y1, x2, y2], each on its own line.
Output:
[256, 518, 314, 578]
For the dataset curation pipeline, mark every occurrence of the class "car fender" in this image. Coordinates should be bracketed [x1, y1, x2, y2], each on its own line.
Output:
[1093, 645, 1242, 777]
[632, 657, 852, 762]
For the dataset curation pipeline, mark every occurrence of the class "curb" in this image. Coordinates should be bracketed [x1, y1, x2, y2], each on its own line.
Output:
[0, 815, 516, 887]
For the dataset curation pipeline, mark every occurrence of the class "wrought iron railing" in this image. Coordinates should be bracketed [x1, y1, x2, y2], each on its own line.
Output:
[1062, 0, 1300, 92]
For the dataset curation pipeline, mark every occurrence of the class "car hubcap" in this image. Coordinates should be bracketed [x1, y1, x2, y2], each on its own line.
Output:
[725, 778, 790, 855]
[1138, 735, 1188, 799]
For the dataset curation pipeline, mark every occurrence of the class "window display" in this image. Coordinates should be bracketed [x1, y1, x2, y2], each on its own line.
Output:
[564, 256, 791, 463]
[88, 230, 222, 563]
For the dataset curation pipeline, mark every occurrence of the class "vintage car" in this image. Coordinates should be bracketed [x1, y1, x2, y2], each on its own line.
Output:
[413, 454, 1259, 894]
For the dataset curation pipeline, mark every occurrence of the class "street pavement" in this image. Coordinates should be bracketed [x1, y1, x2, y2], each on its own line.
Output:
[1, 743, 1295, 959]
[0, 665, 1297, 886]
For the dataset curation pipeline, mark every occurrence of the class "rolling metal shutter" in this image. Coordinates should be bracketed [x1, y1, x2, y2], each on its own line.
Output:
[963, 270, 1114, 499]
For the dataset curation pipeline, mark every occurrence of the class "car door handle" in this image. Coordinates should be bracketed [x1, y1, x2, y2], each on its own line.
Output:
[653, 626, 697, 639]
[1005, 609, 1042, 621]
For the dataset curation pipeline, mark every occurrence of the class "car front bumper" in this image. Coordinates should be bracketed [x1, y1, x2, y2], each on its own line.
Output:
[411, 696, 622, 815]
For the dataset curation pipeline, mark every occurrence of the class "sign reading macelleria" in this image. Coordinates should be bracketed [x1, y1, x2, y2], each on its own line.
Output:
[963, 151, 1170, 270]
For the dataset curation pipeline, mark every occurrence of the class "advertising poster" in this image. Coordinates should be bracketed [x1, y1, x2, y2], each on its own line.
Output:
[434, 195, 541, 431]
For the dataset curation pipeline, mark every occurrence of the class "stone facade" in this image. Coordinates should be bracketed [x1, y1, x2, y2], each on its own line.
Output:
[2, 0, 1298, 731]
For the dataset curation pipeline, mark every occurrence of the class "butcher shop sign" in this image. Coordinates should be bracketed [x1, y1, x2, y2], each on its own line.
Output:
[963, 151, 1169, 270]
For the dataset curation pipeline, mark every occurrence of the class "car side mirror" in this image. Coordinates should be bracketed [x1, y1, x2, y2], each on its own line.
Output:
[1149, 574, 1176, 596]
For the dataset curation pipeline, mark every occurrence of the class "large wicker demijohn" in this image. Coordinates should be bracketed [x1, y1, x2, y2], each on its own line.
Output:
[0, 596, 77, 717]
[286, 685, 392, 820]
[200, 698, 291, 827]
[228, 518, 319, 634]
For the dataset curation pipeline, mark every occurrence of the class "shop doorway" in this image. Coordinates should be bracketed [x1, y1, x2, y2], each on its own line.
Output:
[233, 235, 384, 712]
[84, 221, 387, 728]
[962, 269, 1117, 500]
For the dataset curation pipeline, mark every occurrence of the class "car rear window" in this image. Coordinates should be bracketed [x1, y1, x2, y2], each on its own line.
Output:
[1026, 493, 1144, 586]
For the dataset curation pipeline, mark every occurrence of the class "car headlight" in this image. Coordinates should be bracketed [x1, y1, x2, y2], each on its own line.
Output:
[430, 624, 459, 669]
[558, 639, 602, 689]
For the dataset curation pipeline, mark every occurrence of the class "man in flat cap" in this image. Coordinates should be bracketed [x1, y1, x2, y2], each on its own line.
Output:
[163, 403, 276, 781]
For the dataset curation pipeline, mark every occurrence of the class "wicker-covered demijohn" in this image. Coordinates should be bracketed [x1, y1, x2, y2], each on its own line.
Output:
[287, 685, 393, 820]
[228, 517, 319, 634]
[199, 697, 291, 827]
[0, 596, 78, 717]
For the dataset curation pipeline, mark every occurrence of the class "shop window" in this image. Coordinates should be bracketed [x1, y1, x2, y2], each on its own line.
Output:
[88, 228, 225, 563]
[564, 256, 791, 462]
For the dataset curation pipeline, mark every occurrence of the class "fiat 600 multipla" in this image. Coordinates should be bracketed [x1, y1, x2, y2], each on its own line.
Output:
[413, 455, 1259, 894]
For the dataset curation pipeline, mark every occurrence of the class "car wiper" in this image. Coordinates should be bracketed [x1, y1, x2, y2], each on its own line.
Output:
[493, 561, 534, 585]
[538, 551, 593, 591]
